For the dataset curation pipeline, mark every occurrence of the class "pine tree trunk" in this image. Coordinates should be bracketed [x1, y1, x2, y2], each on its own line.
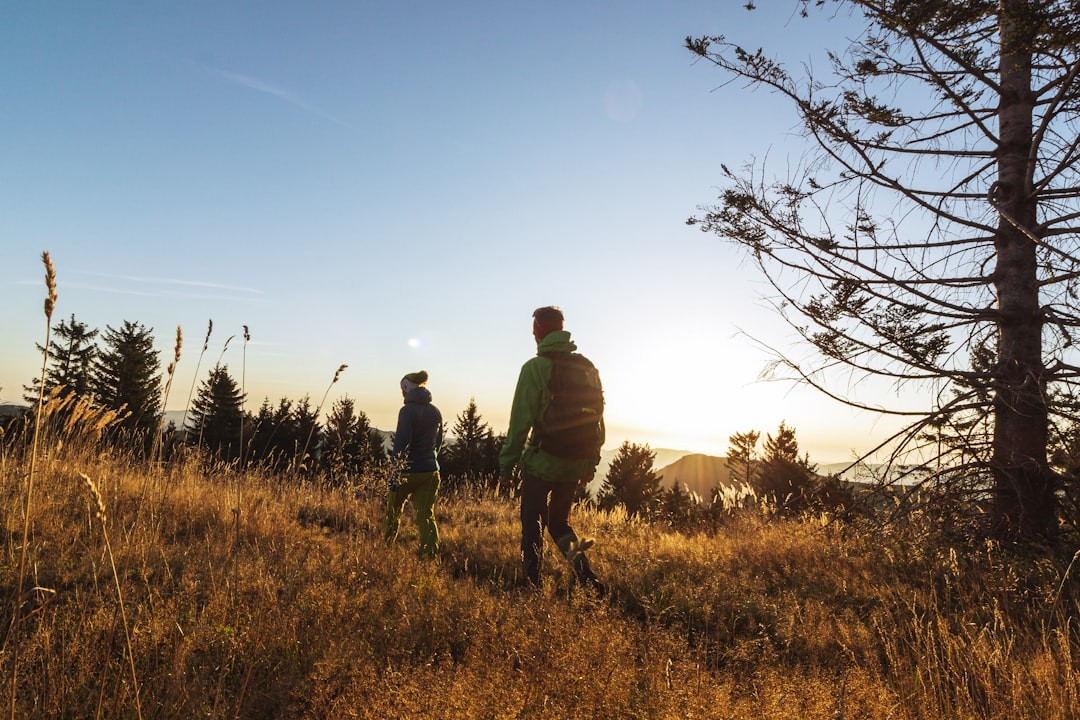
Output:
[991, 0, 1056, 541]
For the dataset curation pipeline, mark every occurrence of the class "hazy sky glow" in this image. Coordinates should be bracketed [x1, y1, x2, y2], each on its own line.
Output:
[0, 2, 915, 462]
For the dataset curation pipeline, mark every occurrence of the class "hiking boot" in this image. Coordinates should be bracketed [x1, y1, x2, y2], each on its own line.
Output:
[582, 575, 607, 598]
[571, 552, 606, 597]
[565, 537, 594, 561]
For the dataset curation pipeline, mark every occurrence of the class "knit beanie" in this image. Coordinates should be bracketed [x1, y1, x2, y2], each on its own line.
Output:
[532, 306, 564, 342]
[400, 370, 429, 394]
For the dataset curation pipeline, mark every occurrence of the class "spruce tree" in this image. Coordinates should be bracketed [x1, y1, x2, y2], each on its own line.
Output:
[726, 429, 761, 488]
[597, 441, 663, 517]
[91, 320, 162, 449]
[757, 421, 817, 513]
[320, 396, 374, 483]
[661, 482, 698, 527]
[186, 364, 245, 462]
[368, 427, 389, 464]
[23, 313, 99, 403]
[441, 398, 497, 487]
[247, 398, 295, 472]
[290, 395, 320, 476]
[687, 0, 1080, 541]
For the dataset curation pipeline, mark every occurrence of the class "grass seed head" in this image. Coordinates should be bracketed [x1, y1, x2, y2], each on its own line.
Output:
[77, 471, 107, 524]
[167, 325, 183, 375]
[332, 364, 348, 384]
[42, 251, 58, 319]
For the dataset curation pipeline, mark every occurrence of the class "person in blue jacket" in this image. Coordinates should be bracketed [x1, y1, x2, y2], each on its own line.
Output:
[384, 370, 444, 558]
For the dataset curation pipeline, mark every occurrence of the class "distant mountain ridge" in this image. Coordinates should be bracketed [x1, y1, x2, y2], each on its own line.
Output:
[655, 456, 923, 498]
[594, 445, 691, 478]
[584, 445, 694, 497]
[657, 453, 732, 500]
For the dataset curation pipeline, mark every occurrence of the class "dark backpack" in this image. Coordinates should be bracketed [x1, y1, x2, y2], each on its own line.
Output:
[534, 352, 604, 460]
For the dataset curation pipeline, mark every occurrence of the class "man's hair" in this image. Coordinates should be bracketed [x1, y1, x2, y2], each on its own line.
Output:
[532, 306, 564, 325]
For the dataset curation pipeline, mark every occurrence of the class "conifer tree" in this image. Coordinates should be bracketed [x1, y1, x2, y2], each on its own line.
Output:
[687, 0, 1080, 540]
[247, 397, 295, 472]
[597, 441, 663, 517]
[186, 364, 245, 462]
[726, 429, 761, 487]
[91, 320, 162, 448]
[441, 398, 498, 487]
[23, 313, 99, 403]
[290, 395, 320, 477]
[661, 482, 698, 527]
[757, 421, 817, 513]
[247, 396, 318, 475]
[320, 396, 375, 483]
[368, 427, 389, 464]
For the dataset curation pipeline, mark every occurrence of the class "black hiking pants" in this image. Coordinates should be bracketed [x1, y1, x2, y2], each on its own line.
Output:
[519, 473, 595, 587]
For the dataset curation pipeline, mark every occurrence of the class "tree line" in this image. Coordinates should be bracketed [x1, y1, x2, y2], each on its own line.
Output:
[2, 314, 512, 490]
[591, 421, 854, 530]
[26, 312, 1041, 534]
[5, 314, 853, 521]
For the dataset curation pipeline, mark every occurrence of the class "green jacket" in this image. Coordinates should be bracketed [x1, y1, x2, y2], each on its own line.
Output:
[498, 330, 605, 483]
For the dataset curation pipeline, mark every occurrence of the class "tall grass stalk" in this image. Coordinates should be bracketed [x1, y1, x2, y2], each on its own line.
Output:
[195, 335, 234, 451]
[78, 472, 143, 720]
[294, 364, 346, 479]
[135, 325, 182, 532]
[239, 325, 250, 471]
[1049, 547, 1080, 619]
[180, 319, 212, 439]
[9, 251, 57, 720]
[151, 325, 182, 466]
[215, 334, 235, 369]
[231, 326, 250, 632]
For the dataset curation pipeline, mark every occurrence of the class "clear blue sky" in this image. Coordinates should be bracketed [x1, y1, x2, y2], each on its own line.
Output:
[0, 1, 907, 462]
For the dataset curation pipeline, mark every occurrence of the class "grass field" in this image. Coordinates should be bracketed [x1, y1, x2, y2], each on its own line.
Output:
[1, 438, 1077, 720]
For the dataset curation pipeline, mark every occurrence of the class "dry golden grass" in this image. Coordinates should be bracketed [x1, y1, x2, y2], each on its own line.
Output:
[1, 435, 1077, 719]
[8, 251, 59, 720]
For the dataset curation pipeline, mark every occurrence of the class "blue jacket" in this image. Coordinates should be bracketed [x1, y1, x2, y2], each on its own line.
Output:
[393, 387, 443, 473]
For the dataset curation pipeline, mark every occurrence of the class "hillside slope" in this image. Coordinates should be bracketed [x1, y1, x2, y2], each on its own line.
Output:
[657, 453, 732, 500]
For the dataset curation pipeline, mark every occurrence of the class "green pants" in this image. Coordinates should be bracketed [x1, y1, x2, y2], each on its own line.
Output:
[384, 470, 441, 558]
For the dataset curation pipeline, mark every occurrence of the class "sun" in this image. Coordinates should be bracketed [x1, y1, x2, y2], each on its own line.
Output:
[599, 348, 747, 456]
[592, 322, 842, 458]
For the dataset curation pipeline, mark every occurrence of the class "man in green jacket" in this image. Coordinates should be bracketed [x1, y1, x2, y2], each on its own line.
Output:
[498, 306, 606, 594]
